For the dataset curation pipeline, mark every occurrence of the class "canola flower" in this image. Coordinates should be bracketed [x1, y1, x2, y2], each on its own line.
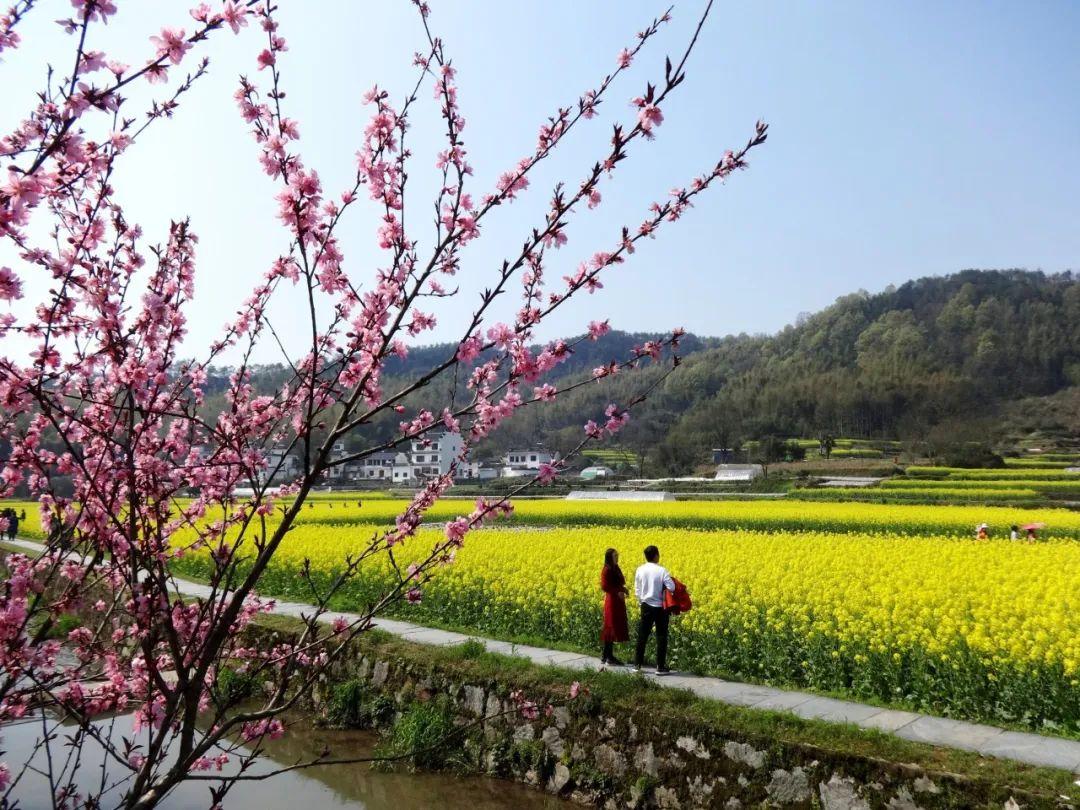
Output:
[172, 521, 1080, 729]
[8, 495, 1080, 540]
[281, 498, 1080, 539]
[881, 479, 1080, 492]
[791, 487, 1043, 503]
[906, 467, 1080, 480]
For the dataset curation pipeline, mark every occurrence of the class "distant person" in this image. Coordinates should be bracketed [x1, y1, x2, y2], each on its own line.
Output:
[1026, 526, 1038, 542]
[599, 548, 629, 666]
[633, 545, 675, 675]
[5, 508, 18, 541]
[1010, 525, 1020, 541]
[976, 523, 989, 541]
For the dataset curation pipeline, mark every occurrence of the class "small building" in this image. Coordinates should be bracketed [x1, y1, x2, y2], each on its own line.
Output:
[359, 451, 397, 480]
[502, 449, 557, 470]
[580, 465, 615, 480]
[410, 430, 465, 478]
[712, 447, 737, 464]
[461, 460, 498, 480]
[325, 442, 349, 483]
[714, 464, 763, 482]
[392, 452, 413, 483]
[264, 444, 300, 484]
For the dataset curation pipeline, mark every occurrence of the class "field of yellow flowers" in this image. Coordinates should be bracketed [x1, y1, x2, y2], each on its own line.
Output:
[170, 510, 1080, 730]
[8, 493, 1080, 728]
[284, 497, 1080, 538]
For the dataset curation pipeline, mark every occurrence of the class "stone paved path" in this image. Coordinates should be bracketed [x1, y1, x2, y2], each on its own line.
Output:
[8, 537, 1080, 774]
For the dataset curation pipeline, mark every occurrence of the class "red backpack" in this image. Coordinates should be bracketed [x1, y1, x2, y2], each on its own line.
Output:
[663, 577, 693, 615]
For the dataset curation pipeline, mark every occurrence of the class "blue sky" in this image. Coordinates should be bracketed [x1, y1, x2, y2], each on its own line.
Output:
[2, 1, 1078, 361]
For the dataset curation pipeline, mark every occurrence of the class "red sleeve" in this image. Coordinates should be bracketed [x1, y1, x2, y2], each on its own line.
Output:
[600, 568, 613, 593]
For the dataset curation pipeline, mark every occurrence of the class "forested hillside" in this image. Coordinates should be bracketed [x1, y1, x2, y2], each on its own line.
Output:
[205, 270, 1080, 473]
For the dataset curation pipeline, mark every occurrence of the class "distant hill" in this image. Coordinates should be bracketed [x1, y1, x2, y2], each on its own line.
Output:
[207, 269, 1080, 473]
[648, 269, 1080, 469]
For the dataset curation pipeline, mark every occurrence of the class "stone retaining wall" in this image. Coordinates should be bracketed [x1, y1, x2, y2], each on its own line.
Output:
[289, 631, 1067, 809]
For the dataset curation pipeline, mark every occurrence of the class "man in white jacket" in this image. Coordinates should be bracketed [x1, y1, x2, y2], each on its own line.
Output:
[633, 544, 675, 674]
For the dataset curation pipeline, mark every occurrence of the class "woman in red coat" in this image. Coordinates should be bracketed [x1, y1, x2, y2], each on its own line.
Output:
[600, 548, 629, 666]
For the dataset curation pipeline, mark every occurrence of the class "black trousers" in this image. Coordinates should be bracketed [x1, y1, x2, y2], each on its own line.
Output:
[635, 604, 669, 669]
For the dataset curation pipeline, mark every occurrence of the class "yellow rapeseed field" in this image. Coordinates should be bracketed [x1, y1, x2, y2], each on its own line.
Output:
[173, 520, 1080, 728]
[9, 492, 1080, 727]
[282, 497, 1080, 538]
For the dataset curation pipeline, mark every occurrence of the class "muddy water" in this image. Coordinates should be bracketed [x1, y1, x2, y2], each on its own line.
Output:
[1, 713, 565, 809]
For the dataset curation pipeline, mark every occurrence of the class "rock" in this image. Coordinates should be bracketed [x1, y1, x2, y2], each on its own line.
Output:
[628, 717, 638, 742]
[547, 762, 571, 794]
[463, 685, 485, 717]
[676, 735, 711, 759]
[570, 742, 586, 762]
[655, 786, 681, 809]
[370, 660, 389, 687]
[524, 768, 539, 787]
[570, 790, 601, 806]
[552, 706, 570, 730]
[723, 741, 766, 770]
[913, 776, 941, 795]
[634, 742, 659, 778]
[819, 775, 870, 810]
[601, 716, 617, 739]
[485, 693, 502, 721]
[665, 752, 686, 770]
[541, 726, 564, 757]
[686, 775, 715, 807]
[1003, 799, 1022, 810]
[887, 786, 923, 810]
[593, 743, 627, 778]
[767, 767, 811, 804]
[512, 723, 535, 742]
[724, 799, 742, 810]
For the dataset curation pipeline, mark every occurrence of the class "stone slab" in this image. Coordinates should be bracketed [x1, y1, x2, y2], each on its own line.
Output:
[895, 716, 1004, 752]
[402, 628, 468, 646]
[749, 691, 816, 712]
[789, 696, 884, 725]
[859, 709, 922, 733]
[480, 640, 521, 656]
[978, 731, 1080, 771]
[687, 680, 778, 707]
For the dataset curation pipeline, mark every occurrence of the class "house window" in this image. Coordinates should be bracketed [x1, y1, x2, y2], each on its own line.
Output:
[530, 454, 537, 462]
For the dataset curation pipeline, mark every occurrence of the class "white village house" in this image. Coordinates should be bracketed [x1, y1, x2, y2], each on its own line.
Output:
[500, 448, 558, 478]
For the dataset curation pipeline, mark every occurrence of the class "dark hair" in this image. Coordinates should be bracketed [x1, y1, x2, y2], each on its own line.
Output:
[644, 545, 660, 562]
[603, 548, 624, 588]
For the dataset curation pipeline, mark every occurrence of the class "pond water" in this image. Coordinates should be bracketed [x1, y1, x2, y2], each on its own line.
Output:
[1, 713, 565, 809]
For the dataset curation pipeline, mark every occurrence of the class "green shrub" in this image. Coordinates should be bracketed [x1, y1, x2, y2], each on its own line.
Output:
[214, 666, 257, 704]
[325, 678, 395, 729]
[42, 613, 83, 640]
[382, 697, 464, 771]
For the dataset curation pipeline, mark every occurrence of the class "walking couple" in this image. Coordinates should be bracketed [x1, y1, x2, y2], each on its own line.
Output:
[600, 544, 688, 675]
